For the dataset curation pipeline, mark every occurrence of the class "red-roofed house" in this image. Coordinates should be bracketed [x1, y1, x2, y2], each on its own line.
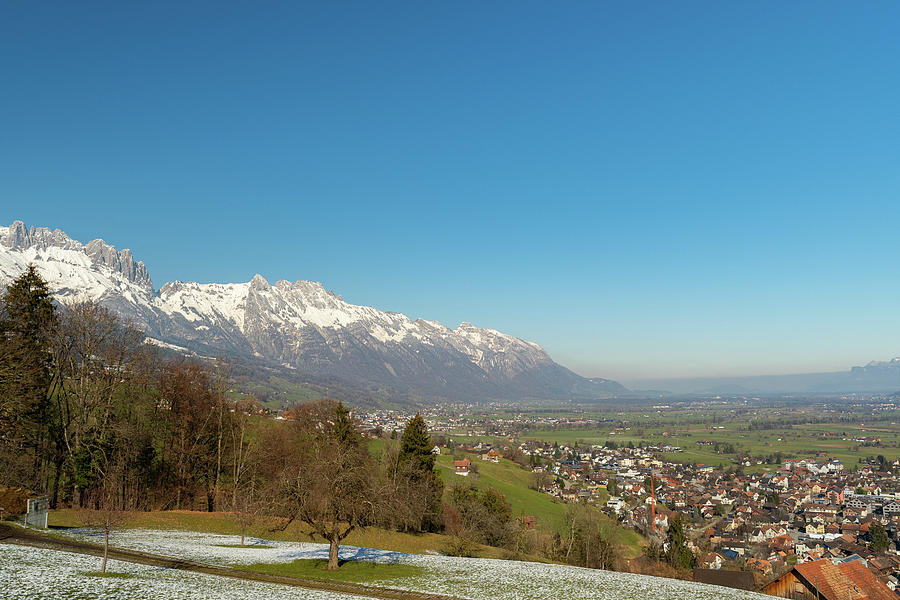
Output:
[763, 558, 894, 600]
[454, 458, 472, 476]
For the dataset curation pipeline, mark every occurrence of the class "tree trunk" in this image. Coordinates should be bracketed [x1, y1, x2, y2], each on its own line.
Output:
[327, 533, 340, 570]
[241, 522, 245, 546]
[215, 401, 223, 511]
[102, 528, 109, 573]
[49, 460, 63, 509]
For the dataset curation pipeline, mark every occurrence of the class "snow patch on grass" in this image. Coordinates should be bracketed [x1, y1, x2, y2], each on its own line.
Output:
[0, 544, 368, 600]
[51, 528, 770, 600]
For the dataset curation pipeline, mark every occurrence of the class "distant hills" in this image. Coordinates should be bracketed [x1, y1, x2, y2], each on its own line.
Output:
[627, 359, 900, 396]
[0, 220, 627, 404]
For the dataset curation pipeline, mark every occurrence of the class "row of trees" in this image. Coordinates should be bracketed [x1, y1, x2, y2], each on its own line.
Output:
[0, 267, 246, 514]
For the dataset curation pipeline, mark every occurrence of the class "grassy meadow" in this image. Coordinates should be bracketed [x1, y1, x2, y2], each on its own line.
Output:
[49, 509, 508, 558]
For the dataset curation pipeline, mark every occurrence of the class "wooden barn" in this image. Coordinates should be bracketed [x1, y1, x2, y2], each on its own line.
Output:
[763, 558, 893, 600]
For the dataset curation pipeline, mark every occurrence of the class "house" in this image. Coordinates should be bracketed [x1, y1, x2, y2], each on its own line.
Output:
[454, 458, 472, 476]
[559, 488, 578, 502]
[883, 501, 900, 517]
[868, 556, 898, 577]
[699, 552, 724, 570]
[768, 534, 795, 553]
[763, 558, 894, 600]
[606, 496, 626, 514]
[745, 557, 772, 576]
[654, 513, 669, 530]
[431, 445, 441, 455]
[749, 525, 786, 543]
[482, 449, 501, 463]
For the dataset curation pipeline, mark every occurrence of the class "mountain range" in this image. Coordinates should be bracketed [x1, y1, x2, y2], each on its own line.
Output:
[0, 221, 627, 404]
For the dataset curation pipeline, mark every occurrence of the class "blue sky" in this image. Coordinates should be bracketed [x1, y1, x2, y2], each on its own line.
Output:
[2, 2, 900, 382]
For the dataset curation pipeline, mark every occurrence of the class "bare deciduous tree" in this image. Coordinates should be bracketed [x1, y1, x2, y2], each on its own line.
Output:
[77, 460, 135, 573]
[266, 400, 377, 569]
[52, 300, 145, 507]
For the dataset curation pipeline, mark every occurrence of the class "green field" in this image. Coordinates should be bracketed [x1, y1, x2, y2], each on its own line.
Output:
[230, 375, 323, 411]
[239, 558, 423, 584]
[456, 405, 900, 474]
[434, 453, 642, 558]
[436, 454, 567, 529]
[516, 424, 900, 471]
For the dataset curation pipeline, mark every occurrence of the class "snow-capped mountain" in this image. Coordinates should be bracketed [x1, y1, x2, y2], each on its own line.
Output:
[0, 221, 627, 401]
[858, 358, 900, 370]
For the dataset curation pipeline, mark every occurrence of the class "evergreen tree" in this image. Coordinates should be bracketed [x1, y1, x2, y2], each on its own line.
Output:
[870, 520, 890, 553]
[665, 514, 696, 570]
[332, 401, 360, 446]
[0, 265, 57, 488]
[607, 478, 618, 496]
[399, 413, 435, 474]
[0, 265, 57, 412]
[396, 413, 444, 531]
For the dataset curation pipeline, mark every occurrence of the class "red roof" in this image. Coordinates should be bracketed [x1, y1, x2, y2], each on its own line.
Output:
[794, 559, 894, 600]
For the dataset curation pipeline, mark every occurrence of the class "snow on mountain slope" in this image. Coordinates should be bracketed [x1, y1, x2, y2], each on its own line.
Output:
[0, 221, 627, 401]
[0, 221, 158, 325]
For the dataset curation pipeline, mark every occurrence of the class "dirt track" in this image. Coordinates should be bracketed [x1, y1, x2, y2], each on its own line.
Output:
[0, 523, 465, 600]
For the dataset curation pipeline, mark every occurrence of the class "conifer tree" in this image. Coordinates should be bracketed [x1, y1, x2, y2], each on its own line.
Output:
[870, 520, 890, 553]
[664, 514, 696, 570]
[397, 413, 444, 531]
[0, 264, 57, 408]
[400, 413, 435, 474]
[333, 401, 359, 446]
[0, 265, 57, 487]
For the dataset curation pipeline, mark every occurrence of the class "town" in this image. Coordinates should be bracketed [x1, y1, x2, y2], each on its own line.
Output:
[359, 399, 900, 596]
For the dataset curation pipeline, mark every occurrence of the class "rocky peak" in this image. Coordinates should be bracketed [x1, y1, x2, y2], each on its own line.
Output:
[84, 238, 153, 291]
[1, 221, 152, 291]
[249, 274, 271, 291]
[0, 220, 30, 249]
[1, 221, 81, 251]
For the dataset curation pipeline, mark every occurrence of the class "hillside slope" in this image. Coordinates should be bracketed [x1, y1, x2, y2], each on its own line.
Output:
[6, 524, 768, 600]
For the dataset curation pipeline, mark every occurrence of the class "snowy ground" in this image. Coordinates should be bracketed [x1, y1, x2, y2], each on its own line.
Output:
[0, 544, 367, 600]
[2, 528, 771, 600]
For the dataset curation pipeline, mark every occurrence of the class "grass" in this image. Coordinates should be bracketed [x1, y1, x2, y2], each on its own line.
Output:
[230, 375, 323, 411]
[50, 509, 509, 559]
[434, 454, 644, 559]
[238, 558, 423, 584]
[436, 454, 567, 529]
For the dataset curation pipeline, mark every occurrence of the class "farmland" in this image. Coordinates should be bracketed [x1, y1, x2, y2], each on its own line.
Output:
[428, 398, 900, 473]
